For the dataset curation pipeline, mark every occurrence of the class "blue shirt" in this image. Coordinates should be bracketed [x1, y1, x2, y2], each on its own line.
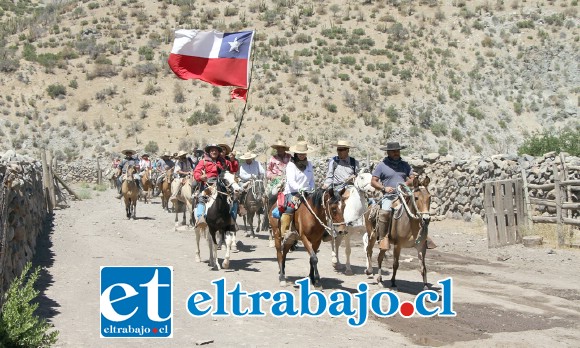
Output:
[372, 158, 412, 188]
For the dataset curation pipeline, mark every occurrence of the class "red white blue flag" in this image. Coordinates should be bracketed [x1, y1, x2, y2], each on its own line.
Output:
[168, 30, 254, 88]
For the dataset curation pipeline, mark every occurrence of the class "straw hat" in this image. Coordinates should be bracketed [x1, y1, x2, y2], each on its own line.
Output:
[271, 140, 289, 150]
[176, 150, 188, 158]
[380, 142, 406, 151]
[218, 143, 232, 155]
[161, 151, 171, 158]
[289, 141, 315, 154]
[141, 153, 149, 158]
[121, 149, 135, 156]
[331, 140, 355, 149]
[204, 144, 222, 153]
[239, 151, 257, 160]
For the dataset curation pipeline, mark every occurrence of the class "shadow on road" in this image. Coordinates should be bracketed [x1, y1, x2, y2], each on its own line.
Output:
[32, 213, 60, 321]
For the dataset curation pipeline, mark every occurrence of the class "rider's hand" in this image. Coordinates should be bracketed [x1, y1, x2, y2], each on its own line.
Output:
[383, 186, 394, 193]
[200, 174, 207, 181]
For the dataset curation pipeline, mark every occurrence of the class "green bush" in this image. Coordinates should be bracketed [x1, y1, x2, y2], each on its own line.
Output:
[186, 103, 223, 126]
[280, 115, 290, 125]
[430, 122, 448, 137]
[0, 262, 59, 347]
[144, 141, 159, 154]
[138, 46, 154, 61]
[46, 84, 66, 99]
[517, 129, 580, 156]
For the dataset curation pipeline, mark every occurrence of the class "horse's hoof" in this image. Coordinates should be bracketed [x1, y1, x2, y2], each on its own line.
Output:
[345, 268, 354, 276]
[314, 283, 323, 290]
[195, 254, 201, 263]
[279, 280, 287, 287]
[244, 232, 251, 238]
[423, 284, 429, 291]
[222, 260, 229, 269]
[365, 268, 373, 276]
[376, 276, 382, 284]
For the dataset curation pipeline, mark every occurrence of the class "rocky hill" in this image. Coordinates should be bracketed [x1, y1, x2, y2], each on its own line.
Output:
[0, 0, 578, 162]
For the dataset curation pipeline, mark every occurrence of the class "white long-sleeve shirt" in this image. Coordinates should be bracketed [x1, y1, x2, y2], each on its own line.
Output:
[239, 160, 265, 182]
[283, 161, 315, 194]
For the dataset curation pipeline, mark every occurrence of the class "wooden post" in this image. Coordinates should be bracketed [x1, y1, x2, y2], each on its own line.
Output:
[560, 153, 571, 219]
[553, 163, 564, 247]
[46, 151, 57, 210]
[40, 149, 53, 214]
[53, 173, 82, 201]
[97, 157, 103, 186]
[520, 165, 533, 229]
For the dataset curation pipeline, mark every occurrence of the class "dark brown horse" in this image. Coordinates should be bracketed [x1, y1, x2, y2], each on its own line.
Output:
[364, 176, 432, 289]
[269, 188, 347, 288]
[240, 179, 265, 238]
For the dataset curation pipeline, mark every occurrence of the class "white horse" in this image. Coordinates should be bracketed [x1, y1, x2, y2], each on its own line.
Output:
[194, 171, 241, 270]
[331, 172, 375, 275]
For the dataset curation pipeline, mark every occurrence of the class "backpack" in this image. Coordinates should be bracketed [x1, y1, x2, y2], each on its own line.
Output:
[331, 156, 358, 175]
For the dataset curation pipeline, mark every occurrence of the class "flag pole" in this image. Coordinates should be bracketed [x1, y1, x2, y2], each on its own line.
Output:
[231, 30, 256, 152]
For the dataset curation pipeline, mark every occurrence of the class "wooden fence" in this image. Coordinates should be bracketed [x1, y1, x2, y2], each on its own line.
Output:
[483, 179, 525, 248]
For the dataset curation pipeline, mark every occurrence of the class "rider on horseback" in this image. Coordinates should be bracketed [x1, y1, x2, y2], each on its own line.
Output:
[193, 144, 234, 229]
[280, 141, 316, 245]
[266, 140, 292, 194]
[238, 152, 265, 183]
[170, 150, 194, 203]
[321, 140, 359, 242]
[370, 142, 414, 250]
[116, 150, 144, 199]
[154, 151, 175, 196]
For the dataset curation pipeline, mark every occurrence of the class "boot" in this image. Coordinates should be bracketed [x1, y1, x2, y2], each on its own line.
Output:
[195, 202, 207, 228]
[377, 210, 391, 250]
[280, 214, 292, 242]
[170, 182, 182, 203]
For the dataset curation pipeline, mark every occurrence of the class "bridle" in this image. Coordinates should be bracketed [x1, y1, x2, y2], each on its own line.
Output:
[299, 190, 346, 233]
[395, 183, 431, 222]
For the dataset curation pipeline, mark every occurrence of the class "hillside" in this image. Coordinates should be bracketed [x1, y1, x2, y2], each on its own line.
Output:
[0, 0, 578, 162]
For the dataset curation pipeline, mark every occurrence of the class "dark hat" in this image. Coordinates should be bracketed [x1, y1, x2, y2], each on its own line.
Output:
[121, 149, 136, 156]
[205, 144, 222, 153]
[380, 142, 406, 151]
[218, 143, 232, 155]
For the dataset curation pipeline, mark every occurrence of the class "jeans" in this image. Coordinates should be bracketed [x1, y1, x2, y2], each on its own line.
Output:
[380, 193, 397, 210]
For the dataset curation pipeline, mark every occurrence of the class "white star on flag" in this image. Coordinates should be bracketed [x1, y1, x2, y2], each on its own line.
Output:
[228, 37, 242, 52]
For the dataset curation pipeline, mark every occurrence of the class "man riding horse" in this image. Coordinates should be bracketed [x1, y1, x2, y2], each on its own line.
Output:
[116, 150, 144, 199]
[238, 152, 265, 183]
[154, 151, 175, 196]
[266, 140, 292, 194]
[170, 150, 194, 203]
[193, 144, 237, 230]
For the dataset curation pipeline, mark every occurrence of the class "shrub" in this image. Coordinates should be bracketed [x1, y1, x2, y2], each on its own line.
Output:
[186, 103, 223, 126]
[0, 262, 59, 347]
[451, 128, 463, 142]
[280, 115, 290, 125]
[138, 46, 154, 60]
[517, 129, 580, 156]
[78, 99, 90, 111]
[144, 141, 159, 154]
[46, 84, 66, 99]
[430, 122, 448, 137]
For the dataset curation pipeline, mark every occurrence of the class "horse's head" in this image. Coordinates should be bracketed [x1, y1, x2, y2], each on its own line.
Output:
[126, 165, 135, 179]
[325, 188, 347, 234]
[412, 176, 431, 224]
[354, 172, 375, 195]
[220, 171, 241, 197]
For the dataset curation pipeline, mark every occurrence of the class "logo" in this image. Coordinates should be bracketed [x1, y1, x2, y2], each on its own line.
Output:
[100, 266, 172, 338]
[186, 277, 456, 327]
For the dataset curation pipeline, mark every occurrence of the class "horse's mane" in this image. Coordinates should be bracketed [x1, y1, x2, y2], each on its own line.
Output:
[310, 188, 339, 208]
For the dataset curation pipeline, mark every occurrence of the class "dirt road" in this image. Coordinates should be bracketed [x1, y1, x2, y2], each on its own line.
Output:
[32, 189, 580, 347]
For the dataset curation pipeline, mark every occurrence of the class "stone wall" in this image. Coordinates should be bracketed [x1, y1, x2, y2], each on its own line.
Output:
[0, 151, 47, 299]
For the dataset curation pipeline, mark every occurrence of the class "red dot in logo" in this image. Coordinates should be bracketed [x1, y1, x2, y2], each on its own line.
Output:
[152, 328, 158, 334]
[400, 302, 415, 317]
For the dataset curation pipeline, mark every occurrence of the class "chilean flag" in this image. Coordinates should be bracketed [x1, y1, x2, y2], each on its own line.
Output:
[168, 30, 254, 88]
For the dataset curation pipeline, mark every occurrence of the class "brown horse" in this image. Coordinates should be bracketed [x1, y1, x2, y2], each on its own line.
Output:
[161, 168, 174, 212]
[140, 168, 154, 203]
[364, 176, 432, 289]
[240, 179, 265, 238]
[171, 175, 193, 227]
[121, 165, 138, 219]
[269, 188, 347, 288]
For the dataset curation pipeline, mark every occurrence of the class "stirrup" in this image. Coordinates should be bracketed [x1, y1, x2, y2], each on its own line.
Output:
[282, 230, 298, 246]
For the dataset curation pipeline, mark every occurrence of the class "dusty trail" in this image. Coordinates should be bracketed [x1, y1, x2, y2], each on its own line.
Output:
[33, 189, 580, 347]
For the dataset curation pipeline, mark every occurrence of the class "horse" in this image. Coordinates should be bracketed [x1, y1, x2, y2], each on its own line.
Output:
[171, 175, 194, 228]
[161, 168, 174, 212]
[104, 168, 118, 189]
[140, 168, 154, 203]
[194, 171, 241, 270]
[363, 176, 432, 289]
[330, 172, 376, 275]
[240, 179, 265, 238]
[262, 179, 286, 247]
[269, 188, 348, 288]
[121, 165, 138, 219]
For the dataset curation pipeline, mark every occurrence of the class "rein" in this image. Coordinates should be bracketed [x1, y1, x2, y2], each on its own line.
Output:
[396, 184, 430, 221]
[299, 190, 342, 233]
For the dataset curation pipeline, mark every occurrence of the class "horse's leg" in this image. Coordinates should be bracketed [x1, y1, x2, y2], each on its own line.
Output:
[256, 210, 262, 233]
[132, 199, 137, 220]
[243, 215, 249, 237]
[301, 234, 321, 288]
[248, 211, 255, 238]
[418, 242, 429, 290]
[208, 228, 220, 270]
[344, 232, 353, 276]
[364, 232, 376, 276]
[194, 226, 201, 263]
[222, 231, 233, 269]
[331, 233, 342, 269]
[390, 244, 401, 288]
[376, 249, 386, 285]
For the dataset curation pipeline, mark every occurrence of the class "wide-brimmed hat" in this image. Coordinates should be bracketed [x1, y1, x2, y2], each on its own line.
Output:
[271, 140, 289, 150]
[205, 144, 222, 153]
[176, 150, 188, 158]
[289, 141, 315, 154]
[161, 151, 171, 158]
[121, 149, 135, 156]
[380, 142, 406, 151]
[239, 151, 257, 160]
[218, 143, 232, 155]
[141, 153, 149, 158]
[331, 140, 355, 149]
